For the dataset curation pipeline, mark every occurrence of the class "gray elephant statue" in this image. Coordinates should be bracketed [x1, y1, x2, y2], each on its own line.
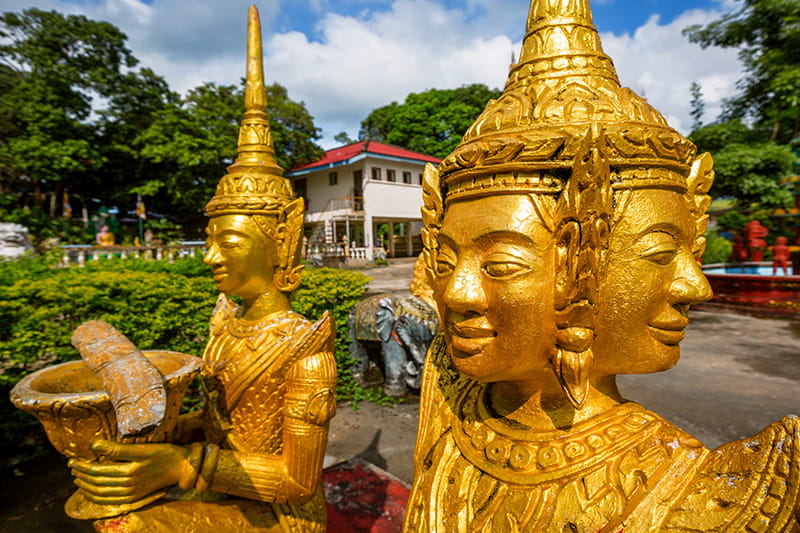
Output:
[349, 293, 438, 396]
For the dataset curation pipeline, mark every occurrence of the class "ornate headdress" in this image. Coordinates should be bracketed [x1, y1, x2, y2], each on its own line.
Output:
[205, 5, 294, 217]
[205, 6, 304, 293]
[436, 0, 697, 203]
[422, 0, 712, 409]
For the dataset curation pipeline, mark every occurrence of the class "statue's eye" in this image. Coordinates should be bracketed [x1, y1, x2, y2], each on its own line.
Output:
[483, 260, 529, 279]
[220, 240, 239, 249]
[642, 247, 678, 265]
[435, 257, 455, 276]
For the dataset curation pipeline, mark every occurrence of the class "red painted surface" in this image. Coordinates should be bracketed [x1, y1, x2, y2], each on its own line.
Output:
[704, 271, 800, 315]
[323, 458, 410, 533]
[290, 141, 441, 173]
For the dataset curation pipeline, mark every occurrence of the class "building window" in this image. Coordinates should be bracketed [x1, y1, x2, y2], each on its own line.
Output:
[387, 169, 396, 182]
[418, 173, 423, 184]
[329, 171, 338, 186]
[402, 171, 412, 184]
[372, 167, 382, 181]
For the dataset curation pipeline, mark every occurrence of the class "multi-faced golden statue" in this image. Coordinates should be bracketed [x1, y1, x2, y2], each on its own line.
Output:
[69, 7, 336, 532]
[405, 0, 800, 531]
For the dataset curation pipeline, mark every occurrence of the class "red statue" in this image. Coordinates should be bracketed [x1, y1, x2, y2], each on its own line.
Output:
[772, 236, 791, 275]
[743, 220, 768, 261]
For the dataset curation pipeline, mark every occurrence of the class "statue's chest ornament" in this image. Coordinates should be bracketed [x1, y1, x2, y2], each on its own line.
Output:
[451, 382, 661, 485]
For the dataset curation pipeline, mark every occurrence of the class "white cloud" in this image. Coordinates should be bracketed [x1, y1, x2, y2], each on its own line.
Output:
[601, 9, 742, 134]
[4, 0, 742, 147]
[266, 0, 519, 146]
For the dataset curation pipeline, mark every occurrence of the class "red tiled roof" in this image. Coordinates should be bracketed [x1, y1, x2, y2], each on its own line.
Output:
[289, 140, 441, 173]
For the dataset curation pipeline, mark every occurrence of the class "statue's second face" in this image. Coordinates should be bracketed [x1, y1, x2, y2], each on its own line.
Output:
[593, 188, 712, 375]
[204, 214, 276, 300]
[434, 194, 556, 384]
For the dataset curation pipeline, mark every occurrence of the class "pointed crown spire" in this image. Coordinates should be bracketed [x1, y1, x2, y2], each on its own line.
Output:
[438, 0, 697, 203]
[205, 5, 293, 216]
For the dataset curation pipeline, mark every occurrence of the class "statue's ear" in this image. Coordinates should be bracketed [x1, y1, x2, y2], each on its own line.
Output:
[273, 197, 304, 293]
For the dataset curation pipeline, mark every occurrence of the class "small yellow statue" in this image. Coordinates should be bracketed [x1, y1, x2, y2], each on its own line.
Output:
[405, 0, 800, 531]
[69, 7, 336, 532]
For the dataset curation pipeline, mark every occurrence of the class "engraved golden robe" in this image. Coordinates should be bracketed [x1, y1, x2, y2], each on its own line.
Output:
[406, 337, 800, 532]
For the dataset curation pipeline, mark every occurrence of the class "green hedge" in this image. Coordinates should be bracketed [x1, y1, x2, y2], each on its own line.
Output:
[0, 255, 372, 460]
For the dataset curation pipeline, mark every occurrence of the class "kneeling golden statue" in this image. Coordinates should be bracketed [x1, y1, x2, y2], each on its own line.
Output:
[68, 7, 336, 532]
[405, 0, 800, 531]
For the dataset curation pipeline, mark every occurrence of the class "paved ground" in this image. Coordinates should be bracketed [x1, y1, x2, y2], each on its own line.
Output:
[3, 257, 799, 532]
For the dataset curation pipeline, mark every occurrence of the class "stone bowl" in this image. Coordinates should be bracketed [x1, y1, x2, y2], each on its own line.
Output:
[9, 350, 203, 519]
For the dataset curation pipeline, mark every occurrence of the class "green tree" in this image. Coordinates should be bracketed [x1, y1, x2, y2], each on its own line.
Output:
[691, 119, 796, 209]
[689, 82, 706, 131]
[132, 82, 324, 220]
[0, 8, 136, 214]
[358, 84, 502, 159]
[684, 0, 800, 142]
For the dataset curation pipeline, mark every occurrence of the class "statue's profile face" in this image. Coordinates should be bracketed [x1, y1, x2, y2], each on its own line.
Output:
[434, 194, 556, 383]
[204, 214, 276, 300]
[593, 188, 711, 375]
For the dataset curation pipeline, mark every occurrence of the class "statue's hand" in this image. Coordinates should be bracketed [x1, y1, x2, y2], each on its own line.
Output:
[69, 440, 189, 505]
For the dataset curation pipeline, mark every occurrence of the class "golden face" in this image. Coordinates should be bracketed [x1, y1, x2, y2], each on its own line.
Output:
[593, 188, 712, 375]
[204, 214, 277, 301]
[434, 194, 556, 384]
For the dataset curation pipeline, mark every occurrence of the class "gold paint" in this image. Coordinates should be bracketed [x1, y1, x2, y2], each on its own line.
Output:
[406, 0, 800, 531]
[12, 6, 335, 532]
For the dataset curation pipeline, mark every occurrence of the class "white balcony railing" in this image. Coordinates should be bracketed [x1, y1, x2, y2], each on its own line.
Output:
[59, 243, 206, 267]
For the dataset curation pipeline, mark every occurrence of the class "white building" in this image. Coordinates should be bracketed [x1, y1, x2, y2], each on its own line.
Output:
[286, 141, 441, 260]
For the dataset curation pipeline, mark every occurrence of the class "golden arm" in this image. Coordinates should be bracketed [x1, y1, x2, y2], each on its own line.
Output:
[208, 349, 337, 504]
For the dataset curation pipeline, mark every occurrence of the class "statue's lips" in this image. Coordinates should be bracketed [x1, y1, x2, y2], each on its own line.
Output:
[647, 319, 688, 345]
[448, 321, 496, 356]
[212, 270, 228, 282]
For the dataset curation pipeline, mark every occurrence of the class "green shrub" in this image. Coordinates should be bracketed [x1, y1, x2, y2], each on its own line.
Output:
[703, 232, 733, 264]
[0, 255, 374, 460]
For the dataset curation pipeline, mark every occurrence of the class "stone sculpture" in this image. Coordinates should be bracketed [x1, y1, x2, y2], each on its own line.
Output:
[404, 0, 800, 531]
[350, 256, 438, 396]
[63, 7, 336, 531]
[349, 292, 438, 396]
[0, 222, 34, 258]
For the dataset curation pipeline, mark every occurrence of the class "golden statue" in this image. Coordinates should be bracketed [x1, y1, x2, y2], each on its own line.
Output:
[67, 7, 336, 531]
[405, 0, 800, 531]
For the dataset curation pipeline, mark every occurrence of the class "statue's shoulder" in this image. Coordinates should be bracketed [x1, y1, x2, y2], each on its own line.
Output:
[285, 312, 336, 376]
[665, 415, 800, 532]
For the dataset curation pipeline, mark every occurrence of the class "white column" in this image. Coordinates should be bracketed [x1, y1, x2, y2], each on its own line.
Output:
[407, 221, 414, 256]
[389, 221, 396, 258]
[364, 214, 374, 260]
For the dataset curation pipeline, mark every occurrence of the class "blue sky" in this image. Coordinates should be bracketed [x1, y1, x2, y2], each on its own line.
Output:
[4, 0, 744, 148]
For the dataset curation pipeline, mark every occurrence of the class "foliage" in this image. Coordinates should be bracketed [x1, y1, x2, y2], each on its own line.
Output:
[691, 120, 796, 210]
[359, 84, 502, 159]
[0, 256, 375, 456]
[0, 8, 324, 226]
[0, 8, 136, 211]
[689, 82, 706, 131]
[702, 232, 733, 264]
[684, 0, 800, 142]
[716, 210, 749, 232]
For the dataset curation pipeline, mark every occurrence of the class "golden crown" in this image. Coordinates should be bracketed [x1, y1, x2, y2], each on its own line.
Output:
[439, 0, 697, 203]
[205, 6, 294, 217]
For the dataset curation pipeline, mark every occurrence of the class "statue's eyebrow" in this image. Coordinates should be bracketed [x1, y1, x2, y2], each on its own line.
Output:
[634, 222, 683, 242]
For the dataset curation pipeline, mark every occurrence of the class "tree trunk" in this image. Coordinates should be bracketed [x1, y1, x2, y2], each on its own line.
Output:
[771, 106, 782, 141]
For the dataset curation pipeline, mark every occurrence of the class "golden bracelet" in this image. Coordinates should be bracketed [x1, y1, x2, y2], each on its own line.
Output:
[195, 443, 220, 492]
[178, 442, 204, 490]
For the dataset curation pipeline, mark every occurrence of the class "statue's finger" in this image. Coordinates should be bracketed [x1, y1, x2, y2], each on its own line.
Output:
[71, 472, 136, 488]
[92, 440, 156, 461]
[70, 461, 136, 477]
[74, 477, 135, 497]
